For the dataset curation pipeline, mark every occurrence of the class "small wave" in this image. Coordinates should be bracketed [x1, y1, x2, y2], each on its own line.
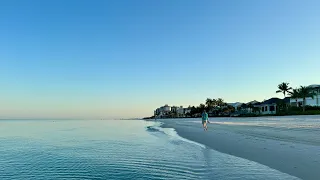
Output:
[146, 126, 161, 132]
[147, 122, 206, 149]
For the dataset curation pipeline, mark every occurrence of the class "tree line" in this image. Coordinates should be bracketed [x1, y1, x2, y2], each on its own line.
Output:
[186, 98, 235, 117]
[146, 82, 319, 119]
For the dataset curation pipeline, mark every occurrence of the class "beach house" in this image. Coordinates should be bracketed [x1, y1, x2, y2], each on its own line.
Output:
[255, 97, 290, 115]
[227, 102, 244, 111]
[258, 98, 278, 115]
[289, 84, 320, 107]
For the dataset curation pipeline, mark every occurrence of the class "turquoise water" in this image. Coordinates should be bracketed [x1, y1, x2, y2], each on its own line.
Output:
[0, 120, 298, 179]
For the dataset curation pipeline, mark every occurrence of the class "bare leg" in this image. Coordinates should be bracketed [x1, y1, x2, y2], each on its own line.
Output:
[203, 122, 207, 131]
[206, 120, 209, 130]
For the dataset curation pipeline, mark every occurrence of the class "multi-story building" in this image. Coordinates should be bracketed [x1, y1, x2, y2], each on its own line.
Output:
[154, 104, 171, 117]
[171, 106, 178, 113]
[176, 106, 184, 116]
[155, 105, 189, 118]
[289, 84, 320, 107]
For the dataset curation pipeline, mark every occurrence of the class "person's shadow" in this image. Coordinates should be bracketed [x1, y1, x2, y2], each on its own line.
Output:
[203, 146, 212, 161]
[202, 146, 213, 177]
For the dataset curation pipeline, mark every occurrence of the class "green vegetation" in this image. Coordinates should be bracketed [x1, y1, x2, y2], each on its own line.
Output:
[276, 107, 320, 116]
[146, 82, 320, 119]
[185, 98, 235, 118]
[276, 82, 292, 97]
[289, 88, 301, 107]
[276, 83, 320, 115]
[298, 86, 317, 112]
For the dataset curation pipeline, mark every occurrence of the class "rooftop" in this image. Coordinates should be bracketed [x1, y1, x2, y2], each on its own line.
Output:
[260, 97, 290, 105]
[308, 84, 320, 88]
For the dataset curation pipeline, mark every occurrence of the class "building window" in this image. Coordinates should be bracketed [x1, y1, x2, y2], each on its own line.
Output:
[265, 106, 268, 111]
[261, 107, 264, 112]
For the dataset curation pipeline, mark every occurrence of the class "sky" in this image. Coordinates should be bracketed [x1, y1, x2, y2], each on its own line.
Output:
[0, 0, 319, 119]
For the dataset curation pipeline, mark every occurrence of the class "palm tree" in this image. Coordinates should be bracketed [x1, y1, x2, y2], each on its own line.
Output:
[190, 106, 197, 115]
[276, 82, 292, 97]
[299, 86, 317, 112]
[205, 98, 213, 112]
[199, 104, 206, 112]
[252, 107, 260, 114]
[227, 105, 235, 113]
[241, 103, 248, 110]
[206, 98, 212, 107]
[212, 99, 217, 106]
[247, 103, 254, 112]
[216, 98, 224, 107]
[289, 88, 301, 107]
[314, 86, 320, 107]
[276, 100, 286, 113]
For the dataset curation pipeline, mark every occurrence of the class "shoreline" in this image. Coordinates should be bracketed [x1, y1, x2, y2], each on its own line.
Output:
[159, 117, 320, 180]
[144, 113, 320, 120]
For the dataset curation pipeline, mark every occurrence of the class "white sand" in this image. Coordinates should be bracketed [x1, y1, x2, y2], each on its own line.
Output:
[160, 115, 320, 180]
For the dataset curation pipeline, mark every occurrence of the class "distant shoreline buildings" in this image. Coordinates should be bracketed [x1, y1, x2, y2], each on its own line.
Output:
[151, 84, 320, 119]
[154, 104, 191, 118]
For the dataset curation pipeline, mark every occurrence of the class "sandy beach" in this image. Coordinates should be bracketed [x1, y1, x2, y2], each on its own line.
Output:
[160, 115, 320, 180]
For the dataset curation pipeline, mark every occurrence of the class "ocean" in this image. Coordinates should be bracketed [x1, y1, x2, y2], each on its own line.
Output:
[0, 119, 299, 179]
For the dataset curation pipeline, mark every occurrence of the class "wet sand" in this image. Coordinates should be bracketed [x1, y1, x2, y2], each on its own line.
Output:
[159, 116, 320, 180]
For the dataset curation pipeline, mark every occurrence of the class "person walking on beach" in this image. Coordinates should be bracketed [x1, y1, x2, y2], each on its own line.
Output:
[201, 110, 210, 131]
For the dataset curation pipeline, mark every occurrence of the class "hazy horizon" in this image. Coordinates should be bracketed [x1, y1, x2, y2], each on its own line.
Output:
[1, 0, 319, 119]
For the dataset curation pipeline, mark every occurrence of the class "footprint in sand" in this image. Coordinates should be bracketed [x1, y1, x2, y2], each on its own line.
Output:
[290, 146, 295, 148]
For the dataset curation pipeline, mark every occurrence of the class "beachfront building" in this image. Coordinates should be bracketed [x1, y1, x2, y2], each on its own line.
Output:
[163, 104, 171, 112]
[177, 106, 184, 116]
[255, 98, 289, 115]
[170, 106, 178, 113]
[154, 104, 171, 117]
[228, 101, 259, 114]
[154, 105, 190, 118]
[247, 100, 260, 105]
[289, 84, 320, 107]
[241, 100, 260, 113]
[169, 106, 184, 116]
[228, 102, 244, 111]
[257, 98, 278, 115]
[184, 108, 191, 115]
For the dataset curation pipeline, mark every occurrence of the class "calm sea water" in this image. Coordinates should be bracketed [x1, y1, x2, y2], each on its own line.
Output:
[0, 119, 299, 180]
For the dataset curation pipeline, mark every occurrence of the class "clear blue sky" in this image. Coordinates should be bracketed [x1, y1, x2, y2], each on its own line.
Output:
[1, 0, 319, 119]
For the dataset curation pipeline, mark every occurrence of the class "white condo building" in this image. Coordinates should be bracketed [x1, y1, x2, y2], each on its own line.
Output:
[154, 104, 171, 116]
[155, 105, 190, 117]
[289, 84, 320, 106]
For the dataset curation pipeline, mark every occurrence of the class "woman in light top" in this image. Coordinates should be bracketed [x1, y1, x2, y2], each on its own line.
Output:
[201, 110, 210, 131]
